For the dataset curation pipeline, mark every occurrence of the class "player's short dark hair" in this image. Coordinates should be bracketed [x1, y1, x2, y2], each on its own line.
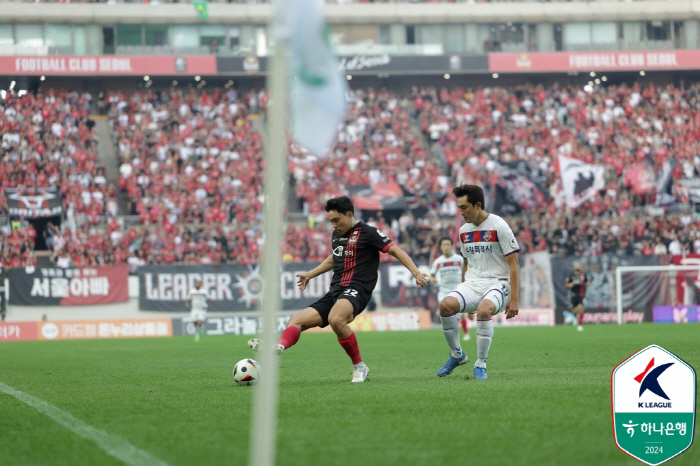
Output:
[452, 184, 485, 208]
[325, 196, 354, 216]
[438, 236, 453, 246]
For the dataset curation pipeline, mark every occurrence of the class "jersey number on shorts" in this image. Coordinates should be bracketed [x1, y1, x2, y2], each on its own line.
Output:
[343, 289, 359, 298]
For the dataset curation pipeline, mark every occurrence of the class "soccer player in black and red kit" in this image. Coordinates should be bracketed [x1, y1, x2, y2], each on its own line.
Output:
[249, 196, 429, 383]
[565, 262, 590, 331]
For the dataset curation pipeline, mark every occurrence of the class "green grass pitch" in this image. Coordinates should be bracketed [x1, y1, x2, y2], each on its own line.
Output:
[1, 324, 698, 466]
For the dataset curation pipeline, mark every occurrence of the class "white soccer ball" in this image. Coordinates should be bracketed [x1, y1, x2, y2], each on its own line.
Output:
[233, 359, 260, 386]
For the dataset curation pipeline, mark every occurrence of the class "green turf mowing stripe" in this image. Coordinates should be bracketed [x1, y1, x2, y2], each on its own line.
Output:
[0, 381, 171, 466]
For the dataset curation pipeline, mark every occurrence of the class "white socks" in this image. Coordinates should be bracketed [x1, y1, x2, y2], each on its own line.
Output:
[476, 319, 494, 368]
[440, 314, 462, 358]
[353, 362, 366, 370]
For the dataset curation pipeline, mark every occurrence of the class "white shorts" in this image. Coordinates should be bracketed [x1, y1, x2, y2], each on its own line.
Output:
[446, 280, 511, 315]
[190, 309, 207, 322]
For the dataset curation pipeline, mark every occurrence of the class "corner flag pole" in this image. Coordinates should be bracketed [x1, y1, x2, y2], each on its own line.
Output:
[249, 2, 288, 466]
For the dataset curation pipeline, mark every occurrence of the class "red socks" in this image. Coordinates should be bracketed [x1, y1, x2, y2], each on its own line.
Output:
[460, 316, 468, 335]
[338, 332, 362, 365]
[578, 312, 584, 326]
[278, 326, 301, 349]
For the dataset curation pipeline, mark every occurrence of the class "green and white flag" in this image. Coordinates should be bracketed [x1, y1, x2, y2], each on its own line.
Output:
[278, 0, 347, 157]
[193, 0, 208, 20]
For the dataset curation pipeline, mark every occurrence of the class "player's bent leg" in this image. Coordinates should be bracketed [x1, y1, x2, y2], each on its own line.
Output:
[574, 304, 585, 331]
[439, 296, 461, 317]
[248, 307, 324, 355]
[437, 295, 469, 377]
[329, 299, 369, 383]
[327, 299, 356, 339]
[474, 299, 497, 380]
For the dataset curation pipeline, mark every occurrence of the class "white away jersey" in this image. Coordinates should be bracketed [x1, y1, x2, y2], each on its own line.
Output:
[458, 214, 519, 281]
[187, 288, 209, 310]
[430, 253, 464, 296]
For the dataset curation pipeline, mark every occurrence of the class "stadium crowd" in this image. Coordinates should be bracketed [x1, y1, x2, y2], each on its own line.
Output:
[110, 88, 265, 227]
[4, 81, 700, 270]
[0, 88, 119, 267]
[289, 88, 445, 216]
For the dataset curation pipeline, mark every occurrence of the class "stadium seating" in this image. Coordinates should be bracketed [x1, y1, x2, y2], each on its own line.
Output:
[6, 82, 700, 270]
[0, 89, 116, 267]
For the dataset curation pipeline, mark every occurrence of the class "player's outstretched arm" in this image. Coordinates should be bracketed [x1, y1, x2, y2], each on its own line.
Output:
[296, 254, 334, 291]
[505, 253, 520, 319]
[386, 244, 429, 288]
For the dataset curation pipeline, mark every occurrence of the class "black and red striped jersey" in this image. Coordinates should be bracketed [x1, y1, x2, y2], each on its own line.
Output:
[329, 221, 394, 294]
[566, 273, 590, 298]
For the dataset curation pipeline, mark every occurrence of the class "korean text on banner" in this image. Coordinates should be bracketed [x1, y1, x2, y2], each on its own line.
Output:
[38, 319, 172, 340]
[8, 265, 129, 306]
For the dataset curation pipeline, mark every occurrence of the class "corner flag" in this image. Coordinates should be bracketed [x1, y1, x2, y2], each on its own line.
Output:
[282, 0, 347, 157]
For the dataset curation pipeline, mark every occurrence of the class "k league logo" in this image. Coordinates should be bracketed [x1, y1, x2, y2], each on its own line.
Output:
[612, 345, 696, 465]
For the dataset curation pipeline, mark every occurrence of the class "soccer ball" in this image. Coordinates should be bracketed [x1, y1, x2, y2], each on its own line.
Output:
[233, 359, 260, 386]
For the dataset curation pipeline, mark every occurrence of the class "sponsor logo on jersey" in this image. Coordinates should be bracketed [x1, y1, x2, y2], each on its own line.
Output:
[349, 229, 359, 244]
[461, 230, 499, 244]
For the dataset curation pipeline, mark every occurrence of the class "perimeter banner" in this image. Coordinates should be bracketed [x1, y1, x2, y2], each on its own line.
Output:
[0, 322, 38, 341]
[8, 265, 129, 306]
[139, 263, 330, 311]
[171, 314, 294, 337]
[550, 254, 662, 324]
[489, 50, 700, 73]
[38, 319, 172, 340]
[305, 310, 432, 333]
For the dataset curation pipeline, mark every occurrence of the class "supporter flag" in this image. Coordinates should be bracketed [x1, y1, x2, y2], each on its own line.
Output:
[655, 159, 676, 206]
[558, 154, 605, 209]
[281, 0, 347, 157]
[193, 0, 208, 19]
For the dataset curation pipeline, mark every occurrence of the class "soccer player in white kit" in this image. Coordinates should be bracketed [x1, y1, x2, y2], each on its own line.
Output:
[185, 279, 211, 341]
[429, 237, 471, 342]
[437, 185, 520, 380]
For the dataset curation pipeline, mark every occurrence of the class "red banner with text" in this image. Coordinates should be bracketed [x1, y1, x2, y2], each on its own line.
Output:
[0, 322, 38, 341]
[0, 55, 217, 76]
[490, 50, 700, 73]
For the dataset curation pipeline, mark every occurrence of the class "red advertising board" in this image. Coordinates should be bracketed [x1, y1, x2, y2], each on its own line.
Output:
[0, 322, 38, 341]
[489, 50, 700, 73]
[0, 55, 217, 76]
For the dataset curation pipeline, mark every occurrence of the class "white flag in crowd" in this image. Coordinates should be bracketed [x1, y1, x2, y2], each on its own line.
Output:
[558, 154, 605, 209]
[655, 160, 676, 206]
[279, 0, 347, 157]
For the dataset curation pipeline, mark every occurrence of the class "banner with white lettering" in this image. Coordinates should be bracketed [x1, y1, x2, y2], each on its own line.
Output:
[171, 315, 293, 336]
[4, 187, 63, 219]
[0, 55, 217, 76]
[139, 264, 332, 311]
[8, 265, 129, 306]
[489, 50, 694, 73]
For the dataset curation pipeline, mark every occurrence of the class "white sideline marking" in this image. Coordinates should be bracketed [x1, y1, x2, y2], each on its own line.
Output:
[0, 382, 171, 466]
